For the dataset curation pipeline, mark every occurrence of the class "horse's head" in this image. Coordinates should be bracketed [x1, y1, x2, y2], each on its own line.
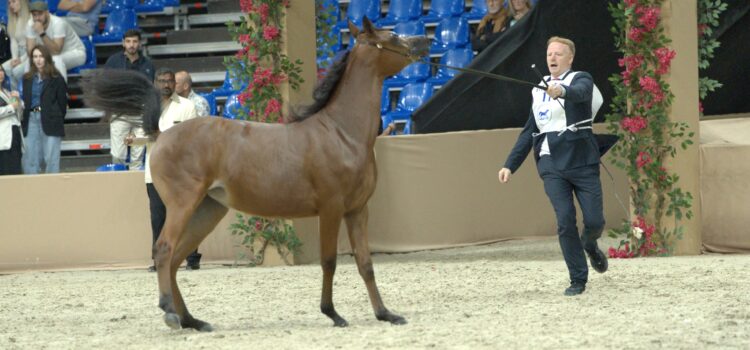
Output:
[349, 17, 432, 77]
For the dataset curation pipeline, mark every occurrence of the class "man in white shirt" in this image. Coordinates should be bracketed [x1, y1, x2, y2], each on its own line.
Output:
[132, 67, 202, 272]
[26, 0, 86, 81]
[175, 70, 211, 117]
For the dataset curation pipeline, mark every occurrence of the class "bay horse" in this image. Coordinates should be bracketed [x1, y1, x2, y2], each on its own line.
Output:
[82, 18, 431, 332]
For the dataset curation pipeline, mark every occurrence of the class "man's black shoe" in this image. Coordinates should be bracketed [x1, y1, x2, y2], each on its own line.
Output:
[147, 265, 156, 272]
[564, 281, 586, 296]
[586, 246, 608, 273]
[186, 263, 200, 271]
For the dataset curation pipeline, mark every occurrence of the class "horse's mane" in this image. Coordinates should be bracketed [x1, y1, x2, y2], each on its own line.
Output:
[288, 50, 351, 123]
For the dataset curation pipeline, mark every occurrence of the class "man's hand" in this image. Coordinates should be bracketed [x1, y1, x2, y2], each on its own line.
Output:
[498, 167, 512, 183]
[124, 133, 135, 146]
[32, 21, 45, 35]
[547, 83, 564, 99]
[10, 58, 20, 67]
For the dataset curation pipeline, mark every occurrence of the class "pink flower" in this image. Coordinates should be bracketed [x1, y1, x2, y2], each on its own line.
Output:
[639, 76, 664, 102]
[264, 98, 281, 117]
[238, 90, 253, 105]
[258, 3, 270, 23]
[636, 6, 661, 31]
[628, 27, 645, 43]
[636, 151, 651, 169]
[263, 25, 280, 41]
[239, 0, 254, 13]
[621, 116, 648, 133]
[624, 0, 638, 8]
[254, 220, 263, 231]
[699, 100, 704, 114]
[654, 47, 676, 75]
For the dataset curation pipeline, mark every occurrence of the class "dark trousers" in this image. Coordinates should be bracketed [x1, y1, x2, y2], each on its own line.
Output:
[537, 156, 605, 284]
[0, 125, 22, 175]
[146, 183, 201, 265]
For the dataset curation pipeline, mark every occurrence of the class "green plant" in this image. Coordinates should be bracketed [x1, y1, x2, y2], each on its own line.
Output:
[605, 0, 695, 257]
[224, 0, 307, 265]
[230, 213, 302, 266]
[697, 0, 726, 113]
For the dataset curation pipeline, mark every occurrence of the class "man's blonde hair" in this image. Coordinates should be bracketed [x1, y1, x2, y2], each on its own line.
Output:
[547, 36, 575, 56]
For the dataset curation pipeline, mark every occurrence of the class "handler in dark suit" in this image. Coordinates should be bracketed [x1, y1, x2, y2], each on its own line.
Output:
[498, 36, 609, 296]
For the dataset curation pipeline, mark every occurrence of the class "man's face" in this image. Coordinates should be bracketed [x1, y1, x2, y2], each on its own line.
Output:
[123, 36, 141, 56]
[486, 0, 502, 15]
[31, 10, 48, 26]
[155, 73, 176, 97]
[174, 72, 189, 96]
[547, 42, 574, 78]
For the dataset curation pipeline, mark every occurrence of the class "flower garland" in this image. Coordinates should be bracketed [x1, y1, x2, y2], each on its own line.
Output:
[225, 0, 307, 264]
[605, 0, 695, 258]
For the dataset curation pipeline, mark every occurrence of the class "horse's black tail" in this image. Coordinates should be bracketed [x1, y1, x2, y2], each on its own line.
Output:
[81, 69, 161, 135]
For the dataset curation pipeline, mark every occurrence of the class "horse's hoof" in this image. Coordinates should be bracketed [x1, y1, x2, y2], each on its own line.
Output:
[389, 315, 407, 325]
[197, 323, 214, 332]
[378, 312, 407, 325]
[333, 318, 349, 327]
[164, 313, 182, 330]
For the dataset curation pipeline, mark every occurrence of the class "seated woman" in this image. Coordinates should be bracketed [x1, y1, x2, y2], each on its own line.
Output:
[471, 0, 510, 53]
[509, 0, 533, 27]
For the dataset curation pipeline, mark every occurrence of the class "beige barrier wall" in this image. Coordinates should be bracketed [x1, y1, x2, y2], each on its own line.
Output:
[0, 127, 629, 272]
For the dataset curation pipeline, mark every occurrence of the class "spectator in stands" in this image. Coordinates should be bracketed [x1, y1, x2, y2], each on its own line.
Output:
[21, 45, 67, 174]
[498, 37, 608, 296]
[130, 67, 201, 272]
[0, 66, 23, 175]
[105, 29, 154, 170]
[470, 0, 510, 53]
[25, 0, 86, 81]
[3, 0, 31, 89]
[175, 70, 211, 117]
[56, 0, 103, 36]
[508, 0, 532, 27]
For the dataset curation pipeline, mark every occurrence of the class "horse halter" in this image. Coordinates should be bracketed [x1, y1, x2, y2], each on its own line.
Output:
[363, 38, 548, 91]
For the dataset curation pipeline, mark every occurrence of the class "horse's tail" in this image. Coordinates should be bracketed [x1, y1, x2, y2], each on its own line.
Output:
[81, 69, 161, 135]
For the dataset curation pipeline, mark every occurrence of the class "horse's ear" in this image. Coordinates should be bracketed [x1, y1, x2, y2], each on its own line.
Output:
[348, 20, 360, 37]
[362, 16, 375, 34]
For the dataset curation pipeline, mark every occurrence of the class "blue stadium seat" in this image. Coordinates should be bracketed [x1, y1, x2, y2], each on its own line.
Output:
[427, 47, 474, 86]
[431, 17, 470, 54]
[212, 70, 247, 97]
[92, 8, 137, 43]
[383, 82, 434, 135]
[466, 0, 489, 20]
[423, 0, 465, 23]
[377, 0, 422, 26]
[96, 163, 128, 171]
[222, 93, 251, 120]
[393, 19, 426, 36]
[135, 0, 165, 13]
[199, 92, 217, 116]
[68, 36, 97, 74]
[101, 0, 137, 15]
[339, 0, 380, 28]
[383, 62, 430, 89]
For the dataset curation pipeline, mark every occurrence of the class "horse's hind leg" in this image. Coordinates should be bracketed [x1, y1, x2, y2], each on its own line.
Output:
[156, 195, 227, 332]
[344, 206, 406, 325]
[318, 210, 348, 327]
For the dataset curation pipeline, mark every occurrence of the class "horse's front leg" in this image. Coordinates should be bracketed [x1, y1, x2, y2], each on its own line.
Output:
[344, 206, 406, 325]
[318, 210, 348, 327]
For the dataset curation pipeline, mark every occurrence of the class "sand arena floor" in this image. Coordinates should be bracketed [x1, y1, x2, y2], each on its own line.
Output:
[1, 238, 748, 349]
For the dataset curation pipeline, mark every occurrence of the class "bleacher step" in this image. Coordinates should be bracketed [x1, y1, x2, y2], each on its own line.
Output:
[64, 123, 110, 141]
[153, 56, 227, 73]
[207, 0, 240, 14]
[60, 154, 113, 173]
[167, 27, 232, 44]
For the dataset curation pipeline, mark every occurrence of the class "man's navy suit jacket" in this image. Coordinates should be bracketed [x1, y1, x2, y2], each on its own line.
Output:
[503, 71, 614, 173]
